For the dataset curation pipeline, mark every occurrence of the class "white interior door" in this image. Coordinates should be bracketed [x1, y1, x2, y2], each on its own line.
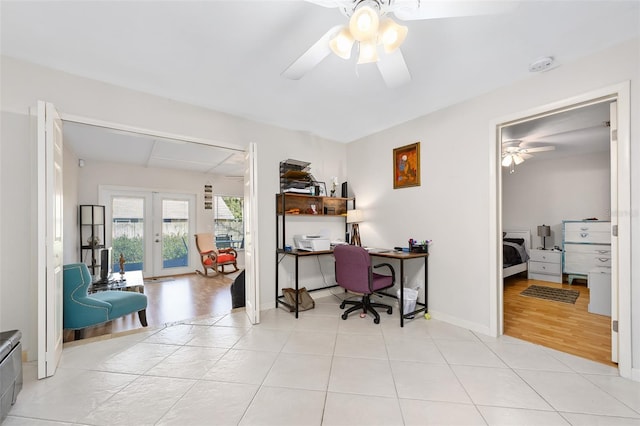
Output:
[243, 143, 260, 324]
[37, 101, 64, 378]
[609, 101, 619, 363]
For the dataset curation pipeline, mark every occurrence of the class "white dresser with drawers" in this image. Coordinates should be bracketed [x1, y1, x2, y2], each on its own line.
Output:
[562, 220, 611, 284]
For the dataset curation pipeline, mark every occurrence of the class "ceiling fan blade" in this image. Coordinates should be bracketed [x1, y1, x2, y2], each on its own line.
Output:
[303, 0, 345, 8]
[392, 0, 519, 21]
[282, 25, 342, 80]
[522, 146, 556, 153]
[501, 139, 522, 148]
[376, 48, 411, 88]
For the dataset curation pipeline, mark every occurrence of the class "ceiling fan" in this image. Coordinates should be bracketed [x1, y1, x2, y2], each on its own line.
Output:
[282, 0, 517, 88]
[502, 140, 556, 173]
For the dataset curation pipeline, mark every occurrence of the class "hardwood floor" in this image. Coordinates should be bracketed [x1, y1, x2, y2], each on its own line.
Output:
[503, 274, 615, 367]
[64, 270, 241, 343]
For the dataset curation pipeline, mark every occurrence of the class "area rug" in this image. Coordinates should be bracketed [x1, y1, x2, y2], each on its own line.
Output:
[520, 285, 580, 304]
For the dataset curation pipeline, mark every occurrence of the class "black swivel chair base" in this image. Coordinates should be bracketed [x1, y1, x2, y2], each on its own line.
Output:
[340, 294, 393, 324]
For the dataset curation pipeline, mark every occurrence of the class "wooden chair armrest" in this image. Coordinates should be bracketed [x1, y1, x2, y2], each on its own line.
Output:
[219, 248, 238, 257]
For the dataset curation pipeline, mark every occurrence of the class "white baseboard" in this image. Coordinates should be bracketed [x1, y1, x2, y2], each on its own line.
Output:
[427, 309, 495, 337]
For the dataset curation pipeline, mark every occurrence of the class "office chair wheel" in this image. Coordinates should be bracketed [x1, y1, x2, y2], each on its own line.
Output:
[374, 317, 380, 324]
[387, 307, 393, 315]
[341, 313, 348, 320]
[340, 302, 346, 309]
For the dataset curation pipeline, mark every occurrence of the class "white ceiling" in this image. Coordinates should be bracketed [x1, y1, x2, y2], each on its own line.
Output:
[63, 122, 246, 176]
[1, 0, 637, 172]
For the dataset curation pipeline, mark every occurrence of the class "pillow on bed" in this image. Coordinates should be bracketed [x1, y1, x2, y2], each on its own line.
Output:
[504, 237, 525, 245]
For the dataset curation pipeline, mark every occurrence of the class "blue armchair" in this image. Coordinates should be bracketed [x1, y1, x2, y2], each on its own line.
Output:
[63, 263, 148, 339]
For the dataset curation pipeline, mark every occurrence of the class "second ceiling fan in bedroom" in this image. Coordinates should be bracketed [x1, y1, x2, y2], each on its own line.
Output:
[282, 0, 517, 88]
[502, 140, 556, 173]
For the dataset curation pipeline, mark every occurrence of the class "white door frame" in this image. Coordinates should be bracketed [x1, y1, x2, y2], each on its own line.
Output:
[489, 82, 631, 378]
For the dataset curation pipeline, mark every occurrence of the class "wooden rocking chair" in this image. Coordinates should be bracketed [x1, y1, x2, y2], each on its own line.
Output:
[194, 233, 239, 276]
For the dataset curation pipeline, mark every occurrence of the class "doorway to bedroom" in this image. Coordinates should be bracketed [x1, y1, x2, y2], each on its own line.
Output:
[496, 89, 628, 367]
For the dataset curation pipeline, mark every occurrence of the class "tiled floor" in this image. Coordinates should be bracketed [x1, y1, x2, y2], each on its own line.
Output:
[6, 294, 640, 425]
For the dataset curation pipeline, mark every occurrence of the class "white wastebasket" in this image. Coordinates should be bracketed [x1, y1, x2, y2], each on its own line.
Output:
[397, 288, 418, 318]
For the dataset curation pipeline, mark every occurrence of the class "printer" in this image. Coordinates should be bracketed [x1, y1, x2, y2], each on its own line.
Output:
[293, 234, 330, 251]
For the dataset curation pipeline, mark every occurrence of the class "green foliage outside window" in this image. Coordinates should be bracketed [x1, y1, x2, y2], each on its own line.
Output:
[112, 235, 143, 263]
[222, 196, 243, 220]
[163, 232, 189, 260]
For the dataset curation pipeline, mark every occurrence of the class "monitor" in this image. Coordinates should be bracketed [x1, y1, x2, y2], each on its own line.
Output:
[99, 247, 113, 283]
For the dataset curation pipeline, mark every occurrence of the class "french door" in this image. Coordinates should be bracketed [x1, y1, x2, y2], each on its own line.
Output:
[102, 189, 195, 278]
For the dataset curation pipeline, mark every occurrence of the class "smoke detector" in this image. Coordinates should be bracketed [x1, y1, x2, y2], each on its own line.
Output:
[528, 56, 554, 72]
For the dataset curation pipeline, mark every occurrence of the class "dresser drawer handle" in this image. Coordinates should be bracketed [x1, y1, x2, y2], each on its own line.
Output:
[580, 232, 588, 238]
[597, 258, 609, 262]
[597, 250, 610, 254]
[580, 227, 589, 231]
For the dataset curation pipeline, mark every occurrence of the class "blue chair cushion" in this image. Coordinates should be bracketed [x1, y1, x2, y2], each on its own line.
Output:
[92, 291, 148, 320]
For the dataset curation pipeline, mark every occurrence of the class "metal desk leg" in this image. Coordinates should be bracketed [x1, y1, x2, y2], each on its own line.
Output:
[400, 259, 405, 327]
[424, 256, 428, 314]
[275, 252, 279, 308]
[295, 255, 299, 318]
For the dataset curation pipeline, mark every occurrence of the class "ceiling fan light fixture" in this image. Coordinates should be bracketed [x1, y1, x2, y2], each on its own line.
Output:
[329, 27, 354, 59]
[501, 154, 513, 167]
[349, 5, 379, 41]
[357, 40, 379, 64]
[379, 18, 407, 53]
[512, 154, 524, 165]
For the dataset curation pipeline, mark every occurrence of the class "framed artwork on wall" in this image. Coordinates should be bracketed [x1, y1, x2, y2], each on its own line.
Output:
[393, 142, 421, 189]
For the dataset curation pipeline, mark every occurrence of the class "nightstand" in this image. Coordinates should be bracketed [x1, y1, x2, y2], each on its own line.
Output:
[528, 249, 562, 283]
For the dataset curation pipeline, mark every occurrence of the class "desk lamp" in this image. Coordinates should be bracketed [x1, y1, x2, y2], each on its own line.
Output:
[537, 224, 550, 249]
[347, 209, 363, 246]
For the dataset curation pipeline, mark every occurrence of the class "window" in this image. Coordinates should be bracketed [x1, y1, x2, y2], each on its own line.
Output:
[214, 196, 244, 249]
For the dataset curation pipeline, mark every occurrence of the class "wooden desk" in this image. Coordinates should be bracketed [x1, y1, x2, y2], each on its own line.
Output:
[276, 248, 429, 326]
[369, 251, 429, 327]
[275, 249, 336, 318]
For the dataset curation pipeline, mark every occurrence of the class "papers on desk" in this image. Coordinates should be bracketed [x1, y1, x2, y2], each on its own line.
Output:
[365, 248, 392, 253]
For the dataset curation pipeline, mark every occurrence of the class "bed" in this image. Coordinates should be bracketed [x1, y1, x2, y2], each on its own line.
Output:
[503, 230, 530, 278]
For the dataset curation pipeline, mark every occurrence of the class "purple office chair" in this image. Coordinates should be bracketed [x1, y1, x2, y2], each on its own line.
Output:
[334, 245, 395, 324]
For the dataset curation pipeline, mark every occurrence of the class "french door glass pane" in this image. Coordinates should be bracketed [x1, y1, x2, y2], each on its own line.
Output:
[112, 197, 144, 272]
[162, 199, 189, 269]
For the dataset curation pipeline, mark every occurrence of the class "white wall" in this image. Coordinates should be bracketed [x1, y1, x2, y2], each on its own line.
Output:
[347, 39, 639, 360]
[0, 56, 346, 360]
[503, 151, 611, 248]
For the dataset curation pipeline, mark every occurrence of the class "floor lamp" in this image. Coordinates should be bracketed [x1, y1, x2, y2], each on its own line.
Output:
[347, 209, 363, 246]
